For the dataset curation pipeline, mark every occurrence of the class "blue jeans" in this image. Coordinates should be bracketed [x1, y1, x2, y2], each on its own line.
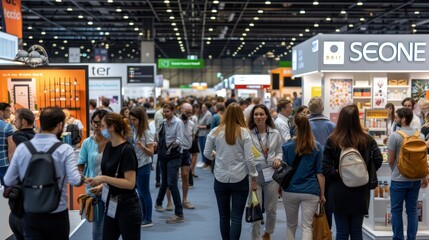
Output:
[92, 198, 105, 240]
[390, 180, 421, 240]
[136, 164, 152, 222]
[214, 177, 249, 240]
[334, 213, 364, 240]
[198, 136, 208, 164]
[156, 158, 183, 216]
[0, 165, 8, 186]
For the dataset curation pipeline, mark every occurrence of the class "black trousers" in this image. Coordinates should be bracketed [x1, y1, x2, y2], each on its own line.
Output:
[24, 209, 69, 240]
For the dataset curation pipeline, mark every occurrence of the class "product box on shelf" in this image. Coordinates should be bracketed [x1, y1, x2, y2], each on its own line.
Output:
[388, 79, 398, 85]
[397, 79, 408, 85]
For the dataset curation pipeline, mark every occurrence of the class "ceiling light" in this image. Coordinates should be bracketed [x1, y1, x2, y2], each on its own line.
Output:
[411, 23, 416, 27]
[265, 1, 271, 4]
[212, 9, 217, 13]
[28, 26, 33, 30]
[292, 37, 296, 41]
[174, 28, 178, 31]
[262, 42, 265, 45]
[242, 33, 247, 36]
[171, 22, 176, 26]
[164, 0, 170, 3]
[360, 17, 365, 21]
[258, 10, 263, 14]
[305, 28, 310, 32]
[63, 40, 68, 43]
[91, 40, 96, 43]
[96, 27, 101, 30]
[211, 16, 216, 20]
[300, 9, 305, 14]
[240, 37, 244, 41]
[139, 32, 143, 36]
[314, 23, 319, 27]
[357, 1, 363, 6]
[349, 24, 354, 27]
[213, 0, 219, 4]
[413, 29, 417, 33]
[415, 11, 420, 15]
[177, 37, 181, 40]
[249, 23, 254, 27]
[208, 28, 213, 31]
[176, 33, 180, 36]
[60, 46, 65, 50]
[170, 16, 175, 20]
[107, 0, 114, 3]
[78, 15, 83, 19]
[116, 8, 121, 12]
[67, 7, 73, 11]
[281, 42, 285, 46]
[254, 17, 259, 20]
[340, 10, 346, 14]
[326, 17, 331, 21]
[134, 27, 139, 31]
[206, 41, 211, 44]
[88, 21, 93, 25]
[55, 0, 61, 2]
[245, 28, 250, 32]
[167, 9, 172, 13]
[80, 46, 84, 49]
[290, 42, 294, 45]
[105, 32, 110, 35]
[52, 43, 57, 47]
[313, 1, 319, 5]
[178, 41, 182, 44]
[336, 29, 340, 32]
[39, 40, 43, 43]
[299, 33, 303, 37]
[208, 37, 212, 40]
[129, 22, 134, 26]
[54, 36, 58, 39]
[41, 31, 46, 35]
[123, 15, 129, 19]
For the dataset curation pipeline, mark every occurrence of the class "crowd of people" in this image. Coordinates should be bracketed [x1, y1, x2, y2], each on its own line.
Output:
[0, 91, 429, 240]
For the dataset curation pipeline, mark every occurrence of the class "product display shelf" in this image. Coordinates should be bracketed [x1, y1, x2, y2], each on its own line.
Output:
[363, 163, 429, 239]
[387, 84, 410, 103]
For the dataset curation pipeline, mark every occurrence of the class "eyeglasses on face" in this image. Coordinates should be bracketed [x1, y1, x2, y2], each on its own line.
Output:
[91, 120, 102, 126]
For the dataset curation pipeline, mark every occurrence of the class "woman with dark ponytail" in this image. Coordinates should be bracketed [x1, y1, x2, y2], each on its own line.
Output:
[89, 112, 141, 240]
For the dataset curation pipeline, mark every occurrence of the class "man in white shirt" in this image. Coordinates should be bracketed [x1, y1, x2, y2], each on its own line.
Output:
[401, 97, 422, 130]
[274, 99, 293, 143]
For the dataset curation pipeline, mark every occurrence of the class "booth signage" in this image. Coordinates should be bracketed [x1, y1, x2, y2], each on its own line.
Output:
[158, 59, 204, 69]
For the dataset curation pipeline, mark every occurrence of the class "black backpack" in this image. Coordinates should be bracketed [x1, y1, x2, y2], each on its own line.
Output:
[22, 142, 65, 213]
[66, 123, 81, 145]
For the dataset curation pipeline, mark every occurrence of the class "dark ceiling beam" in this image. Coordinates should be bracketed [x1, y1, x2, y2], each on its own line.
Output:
[146, 0, 161, 22]
[219, 0, 250, 58]
[178, 0, 191, 56]
[199, 0, 208, 59]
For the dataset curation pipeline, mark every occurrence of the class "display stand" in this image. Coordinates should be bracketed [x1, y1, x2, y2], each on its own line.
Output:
[363, 163, 429, 239]
[364, 109, 388, 145]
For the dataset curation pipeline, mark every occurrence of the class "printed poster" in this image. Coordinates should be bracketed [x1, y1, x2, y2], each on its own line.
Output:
[329, 79, 353, 112]
[89, 78, 121, 113]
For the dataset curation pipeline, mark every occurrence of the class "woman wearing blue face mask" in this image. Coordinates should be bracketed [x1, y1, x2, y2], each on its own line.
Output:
[78, 109, 109, 240]
[88, 112, 141, 240]
[129, 107, 154, 228]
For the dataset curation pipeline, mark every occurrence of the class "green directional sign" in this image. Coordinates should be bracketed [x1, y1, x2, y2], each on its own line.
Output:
[158, 59, 204, 69]
[279, 60, 292, 67]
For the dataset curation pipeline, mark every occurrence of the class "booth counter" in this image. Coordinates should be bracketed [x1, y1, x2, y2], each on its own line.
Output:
[293, 34, 429, 239]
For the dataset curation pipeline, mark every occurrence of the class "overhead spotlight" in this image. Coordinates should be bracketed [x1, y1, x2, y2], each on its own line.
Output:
[299, 33, 303, 37]
[300, 9, 305, 14]
[123, 15, 129, 19]
[208, 28, 213, 31]
[360, 17, 365, 21]
[167, 9, 172, 13]
[88, 21, 93, 25]
[326, 17, 332, 21]
[336, 29, 340, 32]
[357, 1, 363, 6]
[349, 24, 354, 27]
[213, 0, 219, 4]
[340, 10, 346, 14]
[305, 28, 310, 32]
[116, 8, 122, 12]
[254, 17, 259, 20]
[169, 16, 175, 20]
[258, 10, 263, 14]
[172, 22, 177, 26]
[211, 16, 216, 20]
[249, 23, 254, 27]
[313, 1, 319, 5]
[67, 7, 73, 11]
[28, 26, 33, 30]
[265, 1, 271, 4]
[314, 23, 319, 27]
[211, 9, 217, 13]
[78, 15, 83, 19]
[411, 23, 416, 27]
[414, 11, 420, 15]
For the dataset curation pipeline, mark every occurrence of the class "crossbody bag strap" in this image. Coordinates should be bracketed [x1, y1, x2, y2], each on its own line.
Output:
[291, 153, 304, 170]
[114, 144, 128, 178]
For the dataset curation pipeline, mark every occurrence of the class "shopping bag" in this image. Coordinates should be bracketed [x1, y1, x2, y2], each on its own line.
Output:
[312, 202, 332, 240]
[245, 191, 263, 223]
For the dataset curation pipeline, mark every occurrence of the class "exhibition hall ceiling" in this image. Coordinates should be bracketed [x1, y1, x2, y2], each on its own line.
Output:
[6, 0, 429, 61]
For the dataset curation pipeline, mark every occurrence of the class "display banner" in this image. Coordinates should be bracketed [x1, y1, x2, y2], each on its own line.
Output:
[1, 0, 22, 39]
[293, 34, 429, 75]
[89, 78, 121, 113]
[158, 58, 204, 69]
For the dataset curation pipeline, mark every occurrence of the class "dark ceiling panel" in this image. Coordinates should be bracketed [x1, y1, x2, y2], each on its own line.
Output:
[1, 0, 427, 62]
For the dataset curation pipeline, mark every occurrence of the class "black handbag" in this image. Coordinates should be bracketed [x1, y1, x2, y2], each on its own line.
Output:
[245, 191, 263, 223]
[272, 154, 303, 189]
[4, 184, 24, 218]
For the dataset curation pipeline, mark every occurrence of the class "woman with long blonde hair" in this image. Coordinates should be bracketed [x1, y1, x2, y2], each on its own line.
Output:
[204, 103, 258, 240]
[282, 114, 325, 240]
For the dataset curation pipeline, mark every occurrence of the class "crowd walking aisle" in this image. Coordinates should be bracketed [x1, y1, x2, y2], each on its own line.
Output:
[70, 155, 315, 239]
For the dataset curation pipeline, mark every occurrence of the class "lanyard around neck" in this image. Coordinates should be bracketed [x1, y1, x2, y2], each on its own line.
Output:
[254, 126, 269, 160]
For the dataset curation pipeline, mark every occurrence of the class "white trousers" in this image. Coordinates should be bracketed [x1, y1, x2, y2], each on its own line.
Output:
[250, 180, 279, 240]
[282, 191, 319, 240]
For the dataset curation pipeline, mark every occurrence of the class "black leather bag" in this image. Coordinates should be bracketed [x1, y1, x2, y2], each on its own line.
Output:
[245, 191, 263, 223]
[272, 154, 303, 189]
[4, 184, 24, 218]
[157, 123, 181, 160]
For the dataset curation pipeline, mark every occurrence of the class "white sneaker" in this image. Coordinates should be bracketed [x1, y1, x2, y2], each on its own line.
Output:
[196, 161, 204, 168]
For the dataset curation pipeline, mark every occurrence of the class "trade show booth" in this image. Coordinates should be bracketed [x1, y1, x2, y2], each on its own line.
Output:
[292, 34, 429, 239]
[229, 74, 270, 99]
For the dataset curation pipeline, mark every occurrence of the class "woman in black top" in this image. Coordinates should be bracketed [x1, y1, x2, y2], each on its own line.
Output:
[322, 104, 382, 240]
[89, 112, 141, 240]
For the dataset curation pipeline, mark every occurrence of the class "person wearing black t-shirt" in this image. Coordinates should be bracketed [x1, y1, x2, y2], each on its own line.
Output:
[89, 113, 141, 240]
[9, 108, 36, 240]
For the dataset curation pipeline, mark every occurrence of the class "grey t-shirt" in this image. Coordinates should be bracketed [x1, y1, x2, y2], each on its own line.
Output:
[387, 127, 425, 181]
